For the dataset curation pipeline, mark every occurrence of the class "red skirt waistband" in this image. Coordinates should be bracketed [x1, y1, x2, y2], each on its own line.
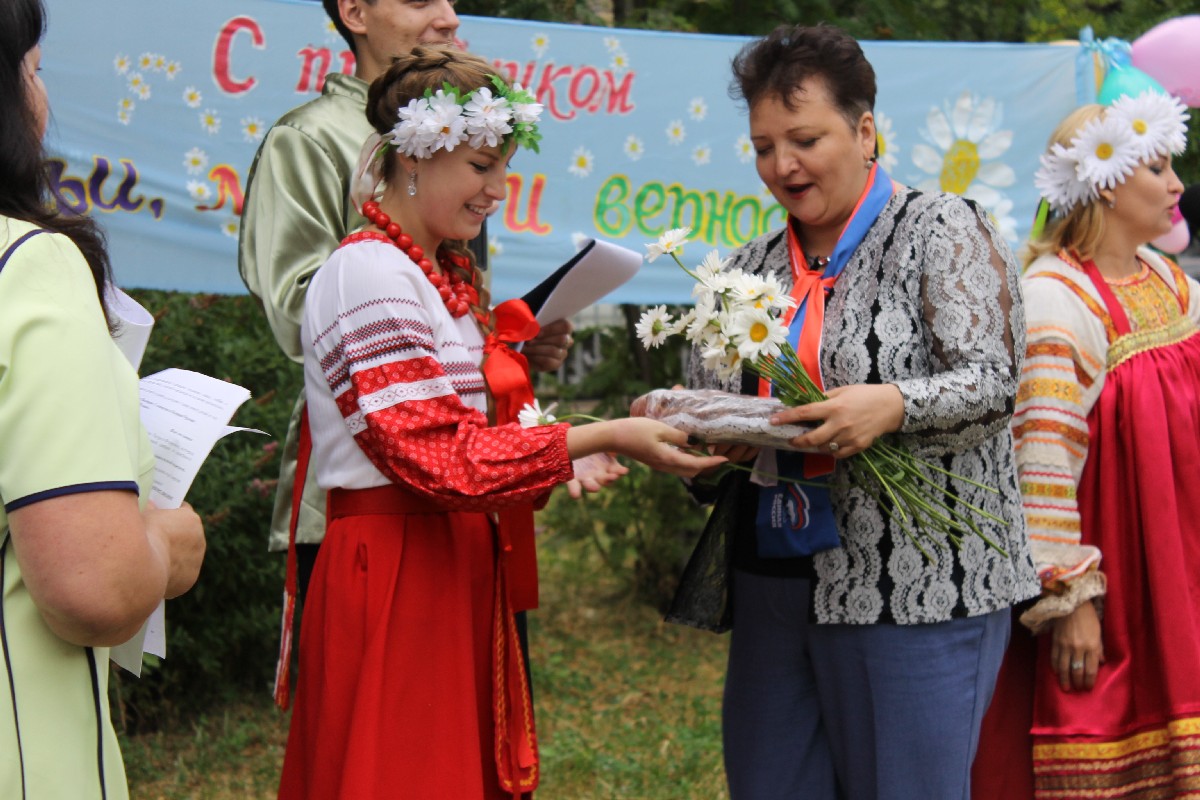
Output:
[327, 485, 440, 518]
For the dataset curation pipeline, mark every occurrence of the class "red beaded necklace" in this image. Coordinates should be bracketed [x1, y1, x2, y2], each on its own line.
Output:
[350, 200, 482, 320]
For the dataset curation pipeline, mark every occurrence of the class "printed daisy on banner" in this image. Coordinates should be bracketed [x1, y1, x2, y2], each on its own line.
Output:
[568, 146, 594, 178]
[911, 90, 1018, 241]
[488, 235, 503, 259]
[128, 73, 149, 99]
[688, 97, 708, 122]
[323, 17, 341, 43]
[164, 61, 182, 80]
[623, 135, 645, 161]
[531, 33, 550, 59]
[187, 180, 212, 202]
[113, 54, 131, 75]
[221, 219, 240, 239]
[874, 111, 900, 173]
[183, 147, 208, 175]
[611, 50, 631, 73]
[138, 52, 155, 71]
[603, 36, 621, 52]
[117, 97, 135, 124]
[735, 134, 754, 164]
[692, 145, 712, 166]
[183, 87, 202, 108]
[199, 109, 221, 135]
[153, 54, 167, 72]
[666, 120, 686, 145]
[242, 117, 266, 143]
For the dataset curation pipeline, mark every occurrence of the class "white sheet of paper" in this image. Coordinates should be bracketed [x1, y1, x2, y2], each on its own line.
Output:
[106, 287, 155, 372]
[532, 238, 642, 324]
[111, 368, 262, 675]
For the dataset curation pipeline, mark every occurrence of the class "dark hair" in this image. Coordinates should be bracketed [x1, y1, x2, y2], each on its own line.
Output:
[1182, 184, 1200, 247]
[366, 45, 503, 328]
[731, 23, 876, 129]
[322, 0, 359, 54]
[1, 0, 114, 323]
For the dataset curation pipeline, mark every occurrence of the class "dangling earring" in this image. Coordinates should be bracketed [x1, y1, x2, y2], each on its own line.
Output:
[407, 170, 417, 197]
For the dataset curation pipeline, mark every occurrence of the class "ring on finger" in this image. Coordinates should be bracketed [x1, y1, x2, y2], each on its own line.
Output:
[827, 441, 840, 453]
[1070, 660, 1084, 670]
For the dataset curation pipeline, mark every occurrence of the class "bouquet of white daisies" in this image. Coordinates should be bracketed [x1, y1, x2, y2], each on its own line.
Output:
[637, 228, 1007, 558]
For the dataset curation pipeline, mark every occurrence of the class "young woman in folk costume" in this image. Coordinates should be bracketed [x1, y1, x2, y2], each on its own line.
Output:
[973, 92, 1199, 799]
[276, 46, 724, 800]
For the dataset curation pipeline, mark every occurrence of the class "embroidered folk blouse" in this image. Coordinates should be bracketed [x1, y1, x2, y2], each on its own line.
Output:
[301, 238, 573, 509]
[687, 188, 1040, 625]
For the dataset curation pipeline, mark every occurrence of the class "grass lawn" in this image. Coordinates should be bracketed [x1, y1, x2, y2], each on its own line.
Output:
[121, 532, 730, 799]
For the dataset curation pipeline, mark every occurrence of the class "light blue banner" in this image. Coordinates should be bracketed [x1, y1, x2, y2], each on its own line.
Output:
[42, 1, 1084, 303]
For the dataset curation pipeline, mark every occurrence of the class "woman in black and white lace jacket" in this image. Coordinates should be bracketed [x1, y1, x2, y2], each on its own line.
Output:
[670, 23, 1039, 800]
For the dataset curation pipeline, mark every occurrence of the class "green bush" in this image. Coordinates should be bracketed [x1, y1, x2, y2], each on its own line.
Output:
[111, 291, 299, 732]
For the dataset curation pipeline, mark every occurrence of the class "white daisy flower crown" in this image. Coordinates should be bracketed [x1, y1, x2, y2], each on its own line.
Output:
[1034, 90, 1189, 215]
[387, 75, 544, 159]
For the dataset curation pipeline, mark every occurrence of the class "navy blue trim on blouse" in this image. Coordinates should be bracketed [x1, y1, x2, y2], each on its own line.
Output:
[5, 481, 139, 514]
[0, 229, 47, 275]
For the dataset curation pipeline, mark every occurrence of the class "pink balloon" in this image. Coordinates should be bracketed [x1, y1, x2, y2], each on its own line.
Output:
[1132, 15, 1200, 107]
[1153, 207, 1190, 254]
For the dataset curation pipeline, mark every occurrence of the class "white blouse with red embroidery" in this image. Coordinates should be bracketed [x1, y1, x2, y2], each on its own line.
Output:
[301, 238, 572, 511]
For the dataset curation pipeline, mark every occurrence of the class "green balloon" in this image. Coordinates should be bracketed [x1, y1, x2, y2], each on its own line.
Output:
[1098, 65, 1167, 105]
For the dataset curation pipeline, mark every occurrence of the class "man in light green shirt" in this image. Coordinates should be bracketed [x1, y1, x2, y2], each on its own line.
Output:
[239, 0, 572, 597]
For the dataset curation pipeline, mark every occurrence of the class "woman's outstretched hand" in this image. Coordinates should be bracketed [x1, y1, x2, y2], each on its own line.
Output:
[565, 453, 630, 498]
[567, 418, 727, 478]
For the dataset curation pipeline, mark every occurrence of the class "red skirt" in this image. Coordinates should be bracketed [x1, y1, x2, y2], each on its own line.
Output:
[277, 488, 532, 800]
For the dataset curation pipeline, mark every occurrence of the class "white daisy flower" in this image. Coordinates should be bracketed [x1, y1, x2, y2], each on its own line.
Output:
[1072, 114, 1138, 191]
[700, 338, 737, 377]
[1034, 143, 1093, 214]
[324, 19, 340, 41]
[117, 109, 132, 126]
[603, 36, 621, 52]
[734, 272, 794, 313]
[221, 218, 240, 238]
[463, 87, 513, 149]
[692, 145, 712, 166]
[644, 227, 691, 262]
[688, 97, 708, 121]
[519, 400, 558, 428]
[635, 305, 675, 349]
[734, 134, 755, 164]
[728, 307, 788, 362]
[488, 235, 503, 258]
[183, 87, 202, 108]
[623, 135, 645, 161]
[187, 180, 212, 201]
[695, 250, 732, 296]
[568, 146, 594, 178]
[136, 84, 151, 101]
[199, 108, 221, 135]
[153, 54, 167, 72]
[138, 53, 154, 71]
[666, 120, 686, 145]
[113, 54, 131, 75]
[127, 73, 146, 93]
[1108, 91, 1190, 162]
[912, 91, 1015, 209]
[183, 147, 209, 175]
[531, 33, 550, 58]
[164, 61, 182, 80]
[510, 87, 543, 125]
[611, 51, 631, 73]
[242, 117, 266, 143]
[118, 97, 135, 113]
[874, 111, 900, 172]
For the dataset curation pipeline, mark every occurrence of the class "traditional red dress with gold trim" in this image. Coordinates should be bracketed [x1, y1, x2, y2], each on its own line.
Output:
[975, 248, 1200, 798]
[277, 234, 573, 800]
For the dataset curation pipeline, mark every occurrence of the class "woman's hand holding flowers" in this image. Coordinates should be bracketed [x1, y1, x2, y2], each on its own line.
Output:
[772, 383, 905, 458]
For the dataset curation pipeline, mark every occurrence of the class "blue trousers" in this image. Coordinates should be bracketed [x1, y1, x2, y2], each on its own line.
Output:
[723, 570, 1010, 800]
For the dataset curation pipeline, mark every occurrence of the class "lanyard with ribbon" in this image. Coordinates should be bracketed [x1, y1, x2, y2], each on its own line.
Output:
[754, 163, 895, 558]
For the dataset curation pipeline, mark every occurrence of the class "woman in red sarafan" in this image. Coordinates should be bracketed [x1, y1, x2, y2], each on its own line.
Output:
[973, 94, 1200, 798]
[276, 45, 724, 800]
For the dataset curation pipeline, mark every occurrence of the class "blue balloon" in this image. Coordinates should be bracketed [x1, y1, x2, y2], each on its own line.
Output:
[1098, 64, 1167, 104]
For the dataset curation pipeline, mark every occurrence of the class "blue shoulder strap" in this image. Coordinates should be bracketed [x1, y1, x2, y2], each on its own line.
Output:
[0, 229, 47, 276]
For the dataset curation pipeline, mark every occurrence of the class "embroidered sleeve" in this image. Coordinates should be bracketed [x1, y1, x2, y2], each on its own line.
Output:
[313, 256, 572, 510]
[893, 198, 1023, 445]
[1013, 274, 1108, 630]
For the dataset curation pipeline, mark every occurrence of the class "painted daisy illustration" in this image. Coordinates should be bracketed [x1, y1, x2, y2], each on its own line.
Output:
[488, 235, 503, 258]
[688, 97, 708, 121]
[199, 108, 221, 135]
[183, 147, 209, 175]
[603, 36, 621, 52]
[153, 54, 167, 72]
[568, 146, 594, 178]
[187, 180, 212, 201]
[242, 117, 266, 143]
[117, 109, 131, 126]
[666, 120, 686, 145]
[164, 61, 182, 80]
[138, 53, 155, 71]
[127, 73, 147, 95]
[118, 97, 134, 114]
[183, 86, 202, 108]
[222, 219, 240, 239]
[611, 50, 630, 73]
[113, 54, 131, 75]
[874, 110, 900, 172]
[623, 134, 645, 161]
[911, 91, 1016, 209]
[531, 33, 550, 59]
[735, 134, 755, 164]
[692, 145, 711, 166]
